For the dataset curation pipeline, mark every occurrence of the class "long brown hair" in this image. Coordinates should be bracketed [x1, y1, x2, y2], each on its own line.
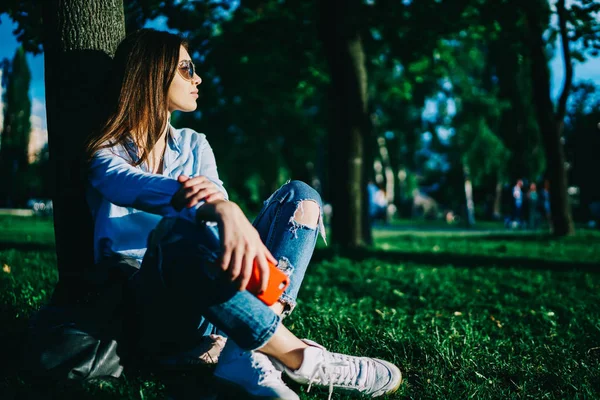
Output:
[86, 28, 187, 167]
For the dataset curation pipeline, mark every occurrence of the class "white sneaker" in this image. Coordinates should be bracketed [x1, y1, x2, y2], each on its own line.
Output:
[214, 341, 300, 400]
[275, 339, 402, 399]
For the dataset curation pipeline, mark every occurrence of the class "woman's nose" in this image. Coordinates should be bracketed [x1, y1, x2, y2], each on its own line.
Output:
[194, 73, 202, 85]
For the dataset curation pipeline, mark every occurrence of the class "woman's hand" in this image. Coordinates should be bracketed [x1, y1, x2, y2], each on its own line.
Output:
[213, 201, 277, 293]
[171, 175, 225, 210]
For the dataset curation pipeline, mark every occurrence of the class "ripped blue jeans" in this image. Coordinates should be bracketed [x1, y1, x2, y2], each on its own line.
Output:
[129, 180, 325, 354]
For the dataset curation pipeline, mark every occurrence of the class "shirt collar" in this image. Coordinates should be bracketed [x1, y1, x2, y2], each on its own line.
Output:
[123, 124, 182, 160]
[167, 124, 182, 153]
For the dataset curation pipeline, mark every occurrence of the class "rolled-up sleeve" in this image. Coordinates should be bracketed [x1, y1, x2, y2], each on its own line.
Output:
[89, 148, 183, 217]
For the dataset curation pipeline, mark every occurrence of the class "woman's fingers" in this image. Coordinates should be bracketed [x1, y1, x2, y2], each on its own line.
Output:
[180, 175, 209, 189]
[187, 188, 220, 207]
[174, 176, 223, 207]
[185, 185, 218, 200]
[219, 245, 232, 272]
[237, 252, 255, 291]
[204, 192, 226, 203]
[215, 203, 274, 295]
[254, 253, 271, 294]
[182, 182, 212, 198]
[264, 248, 277, 266]
[229, 244, 246, 284]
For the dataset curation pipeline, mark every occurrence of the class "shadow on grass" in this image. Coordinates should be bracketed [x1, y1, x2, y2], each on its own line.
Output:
[0, 308, 271, 400]
[312, 247, 600, 272]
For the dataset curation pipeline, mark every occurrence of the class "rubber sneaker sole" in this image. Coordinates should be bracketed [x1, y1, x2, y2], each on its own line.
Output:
[377, 359, 402, 396]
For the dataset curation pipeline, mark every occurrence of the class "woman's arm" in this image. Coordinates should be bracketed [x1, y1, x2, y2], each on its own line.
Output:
[88, 148, 182, 216]
[198, 200, 277, 293]
[89, 148, 208, 223]
[171, 137, 229, 209]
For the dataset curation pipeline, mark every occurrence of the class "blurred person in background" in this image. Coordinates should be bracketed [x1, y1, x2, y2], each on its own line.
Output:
[527, 182, 539, 230]
[511, 179, 524, 228]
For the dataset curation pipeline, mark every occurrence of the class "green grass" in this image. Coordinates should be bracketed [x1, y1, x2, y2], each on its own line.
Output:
[0, 215, 56, 246]
[1, 215, 600, 399]
[373, 228, 600, 264]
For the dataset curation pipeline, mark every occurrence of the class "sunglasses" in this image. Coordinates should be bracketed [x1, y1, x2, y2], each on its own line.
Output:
[177, 59, 196, 81]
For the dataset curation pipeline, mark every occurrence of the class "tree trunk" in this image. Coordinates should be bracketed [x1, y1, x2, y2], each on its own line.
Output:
[493, 177, 502, 220]
[523, 0, 575, 236]
[463, 165, 476, 227]
[377, 136, 395, 205]
[319, 0, 371, 249]
[42, 0, 126, 289]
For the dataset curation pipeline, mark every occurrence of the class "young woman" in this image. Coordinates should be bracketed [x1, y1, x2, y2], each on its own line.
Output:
[85, 28, 401, 400]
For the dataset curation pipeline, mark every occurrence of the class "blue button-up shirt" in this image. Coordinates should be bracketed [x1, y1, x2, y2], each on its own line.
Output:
[86, 125, 228, 264]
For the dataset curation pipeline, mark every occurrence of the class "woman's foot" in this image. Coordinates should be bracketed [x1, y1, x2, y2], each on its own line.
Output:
[214, 341, 300, 400]
[272, 339, 402, 399]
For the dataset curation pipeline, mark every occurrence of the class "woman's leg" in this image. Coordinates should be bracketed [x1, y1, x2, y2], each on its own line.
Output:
[130, 180, 324, 356]
[217, 181, 401, 398]
[213, 180, 324, 398]
[130, 183, 400, 398]
[251, 180, 326, 317]
[129, 217, 282, 357]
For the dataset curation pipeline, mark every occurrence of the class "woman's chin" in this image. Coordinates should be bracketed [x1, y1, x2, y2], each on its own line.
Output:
[174, 104, 198, 113]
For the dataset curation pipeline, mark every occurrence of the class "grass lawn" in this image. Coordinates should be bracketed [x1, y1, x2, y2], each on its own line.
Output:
[1, 215, 600, 399]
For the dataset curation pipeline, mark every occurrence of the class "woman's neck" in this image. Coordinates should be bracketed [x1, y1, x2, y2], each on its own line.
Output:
[135, 112, 171, 149]
[143, 112, 171, 173]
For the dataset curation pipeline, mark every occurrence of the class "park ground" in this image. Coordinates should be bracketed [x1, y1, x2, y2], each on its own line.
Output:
[0, 215, 599, 399]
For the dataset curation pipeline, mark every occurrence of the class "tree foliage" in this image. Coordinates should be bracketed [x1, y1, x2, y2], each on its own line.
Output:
[2, 0, 600, 231]
[0, 46, 32, 207]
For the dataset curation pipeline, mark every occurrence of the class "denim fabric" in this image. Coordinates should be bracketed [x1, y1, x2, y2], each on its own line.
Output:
[86, 125, 228, 264]
[252, 180, 325, 315]
[130, 181, 323, 354]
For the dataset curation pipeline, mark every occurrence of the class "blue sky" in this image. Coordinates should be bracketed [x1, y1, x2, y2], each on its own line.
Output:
[0, 14, 46, 128]
[1, 12, 599, 130]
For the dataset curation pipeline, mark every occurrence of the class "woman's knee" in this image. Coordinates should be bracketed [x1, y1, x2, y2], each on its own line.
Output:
[281, 180, 322, 207]
[279, 181, 323, 230]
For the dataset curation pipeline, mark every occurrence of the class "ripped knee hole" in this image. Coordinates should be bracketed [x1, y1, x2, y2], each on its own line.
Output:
[292, 200, 320, 229]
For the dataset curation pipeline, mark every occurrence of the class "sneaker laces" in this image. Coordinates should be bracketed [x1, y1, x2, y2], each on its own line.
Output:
[306, 351, 371, 400]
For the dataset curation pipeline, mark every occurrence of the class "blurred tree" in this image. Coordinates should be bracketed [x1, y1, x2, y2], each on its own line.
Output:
[521, 0, 600, 236]
[0, 46, 32, 207]
[563, 82, 600, 222]
[363, 0, 501, 223]
[8, 0, 597, 241]
[127, 0, 329, 215]
[318, 0, 372, 248]
[41, 0, 125, 288]
[441, 23, 511, 226]
[485, 1, 545, 185]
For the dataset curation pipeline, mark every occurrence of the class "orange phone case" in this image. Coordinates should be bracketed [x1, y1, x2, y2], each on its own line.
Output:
[246, 260, 290, 306]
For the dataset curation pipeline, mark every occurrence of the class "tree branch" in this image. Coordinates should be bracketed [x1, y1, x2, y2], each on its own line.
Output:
[557, 0, 573, 121]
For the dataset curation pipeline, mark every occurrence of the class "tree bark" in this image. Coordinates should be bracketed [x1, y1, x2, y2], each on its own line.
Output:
[42, 0, 126, 289]
[319, 0, 371, 249]
[523, 0, 575, 236]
